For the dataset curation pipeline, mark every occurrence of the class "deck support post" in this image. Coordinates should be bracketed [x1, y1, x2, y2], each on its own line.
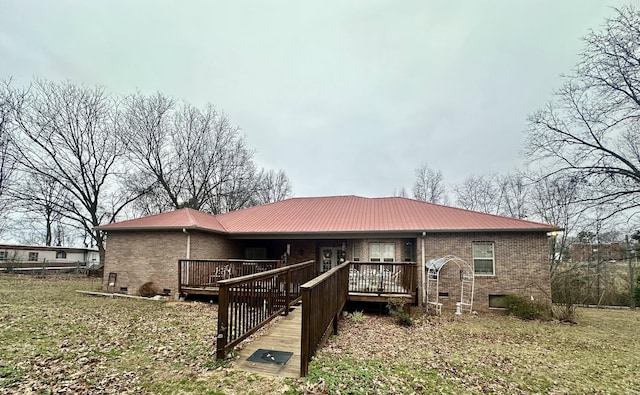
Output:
[216, 283, 229, 360]
[177, 260, 183, 296]
[300, 286, 311, 377]
[285, 269, 291, 316]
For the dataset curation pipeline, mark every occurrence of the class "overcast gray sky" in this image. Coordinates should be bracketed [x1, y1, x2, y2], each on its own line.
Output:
[0, 1, 633, 198]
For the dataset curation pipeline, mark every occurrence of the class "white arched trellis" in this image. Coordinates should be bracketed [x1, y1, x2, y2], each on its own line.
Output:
[424, 255, 475, 315]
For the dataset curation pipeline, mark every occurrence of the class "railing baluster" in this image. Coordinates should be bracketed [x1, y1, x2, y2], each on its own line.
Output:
[214, 260, 315, 360]
[300, 261, 350, 377]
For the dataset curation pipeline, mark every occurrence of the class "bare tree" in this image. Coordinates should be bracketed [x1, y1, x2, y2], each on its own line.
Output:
[412, 163, 447, 204]
[526, 6, 640, 220]
[253, 169, 292, 205]
[125, 181, 176, 217]
[124, 93, 292, 215]
[10, 79, 139, 262]
[495, 173, 529, 219]
[120, 92, 176, 210]
[0, 80, 16, 233]
[9, 172, 72, 246]
[529, 174, 585, 275]
[453, 175, 499, 213]
[392, 187, 409, 198]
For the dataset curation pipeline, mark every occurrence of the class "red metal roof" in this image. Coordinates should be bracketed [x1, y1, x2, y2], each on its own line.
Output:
[215, 196, 558, 234]
[97, 208, 226, 233]
[98, 196, 560, 234]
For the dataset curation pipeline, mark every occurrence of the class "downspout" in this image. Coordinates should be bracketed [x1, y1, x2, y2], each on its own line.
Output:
[182, 228, 191, 259]
[182, 228, 191, 300]
[421, 232, 426, 307]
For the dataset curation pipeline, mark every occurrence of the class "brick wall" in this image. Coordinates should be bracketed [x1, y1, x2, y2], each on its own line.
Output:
[102, 229, 551, 310]
[102, 230, 241, 297]
[417, 232, 551, 312]
[190, 231, 242, 259]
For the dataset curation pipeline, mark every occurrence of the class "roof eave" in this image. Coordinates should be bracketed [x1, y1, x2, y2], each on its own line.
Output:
[423, 227, 563, 233]
[226, 227, 561, 238]
[96, 225, 227, 234]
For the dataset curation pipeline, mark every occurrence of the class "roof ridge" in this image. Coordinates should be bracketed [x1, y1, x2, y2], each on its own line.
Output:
[184, 207, 197, 226]
[206, 210, 229, 232]
[186, 207, 230, 232]
[289, 195, 362, 199]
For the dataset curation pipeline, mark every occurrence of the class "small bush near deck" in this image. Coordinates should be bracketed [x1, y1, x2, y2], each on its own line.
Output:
[138, 281, 158, 297]
[387, 298, 413, 327]
[503, 294, 551, 321]
[347, 310, 366, 323]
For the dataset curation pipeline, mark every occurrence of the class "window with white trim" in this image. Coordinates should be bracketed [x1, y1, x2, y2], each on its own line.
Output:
[473, 242, 494, 275]
[0, 251, 5, 261]
[369, 243, 395, 262]
[56, 251, 67, 259]
[28, 252, 39, 262]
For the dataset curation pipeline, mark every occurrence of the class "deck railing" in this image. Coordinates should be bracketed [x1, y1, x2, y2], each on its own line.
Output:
[300, 261, 350, 377]
[348, 261, 416, 295]
[178, 259, 281, 293]
[216, 260, 316, 359]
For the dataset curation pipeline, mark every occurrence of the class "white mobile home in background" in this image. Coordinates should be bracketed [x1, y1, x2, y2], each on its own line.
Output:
[0, 244, 100, 267]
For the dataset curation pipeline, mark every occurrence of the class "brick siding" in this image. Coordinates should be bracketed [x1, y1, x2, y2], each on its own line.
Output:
[102, 230, 241, 297]
[102, 229, 551, 311]
[417, 232, 551, 312]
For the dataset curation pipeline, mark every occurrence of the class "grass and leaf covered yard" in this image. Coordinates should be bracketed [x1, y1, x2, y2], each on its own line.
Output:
[1, 275, 640, 394]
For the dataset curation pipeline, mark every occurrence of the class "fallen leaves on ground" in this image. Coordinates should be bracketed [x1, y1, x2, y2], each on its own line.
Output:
[2, 275, 640, 394]
[308, 309, 640, 394]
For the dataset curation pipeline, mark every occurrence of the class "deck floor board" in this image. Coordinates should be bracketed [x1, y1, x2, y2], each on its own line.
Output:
[235, 305, 302, 378]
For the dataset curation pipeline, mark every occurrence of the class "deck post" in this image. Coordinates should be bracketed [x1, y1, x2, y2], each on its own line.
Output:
[177, 260, 182, 296]
[285, 269, 291, 316]
[216, 283, 229, 360]
[332, 273, 339, 336]
[300, 286, 310, 377]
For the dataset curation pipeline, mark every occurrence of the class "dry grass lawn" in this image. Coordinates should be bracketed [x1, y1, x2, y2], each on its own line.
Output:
[1, 275, 639, 394]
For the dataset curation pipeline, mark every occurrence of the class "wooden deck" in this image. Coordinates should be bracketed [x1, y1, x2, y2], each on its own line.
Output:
[235, 303, 303, 378]
[348, 292, 414, 303]
[180, 286, 219, 296]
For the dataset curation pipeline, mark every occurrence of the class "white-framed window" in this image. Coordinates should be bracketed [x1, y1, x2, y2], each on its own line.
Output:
[369, 243, 395, 262]
[0, 251, 5, 261]
[352, 243, 361, 262]
[56, 251, 67, 259]
[473, 242, 494, 275]
[28, 252, 39, 262]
